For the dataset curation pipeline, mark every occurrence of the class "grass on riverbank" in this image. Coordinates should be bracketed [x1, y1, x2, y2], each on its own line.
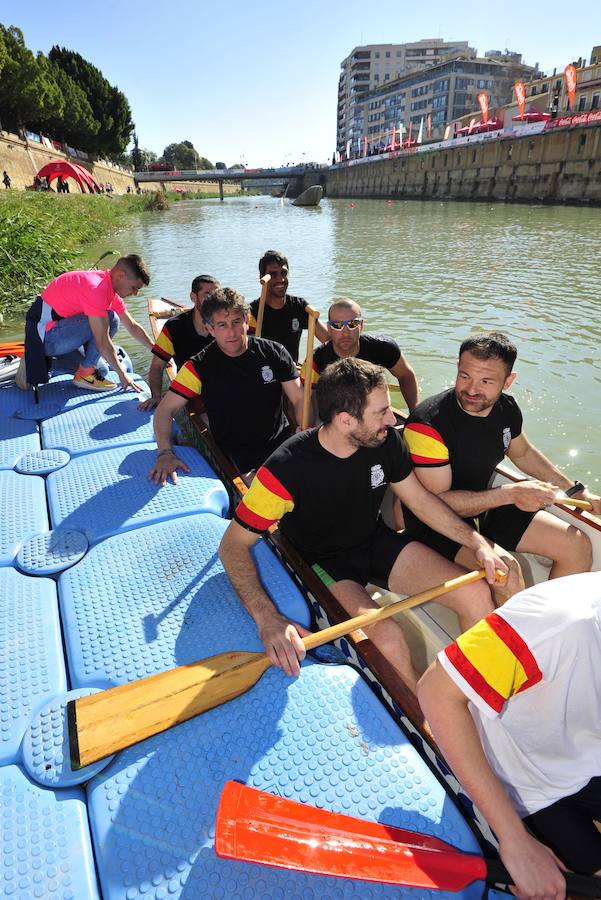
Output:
[0, 192, 168, 317]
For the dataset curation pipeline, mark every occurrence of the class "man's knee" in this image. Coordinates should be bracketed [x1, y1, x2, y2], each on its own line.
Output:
[108, 311, 120, 337]
[563, 526, 593, 571]
[495, 555, 524, 604]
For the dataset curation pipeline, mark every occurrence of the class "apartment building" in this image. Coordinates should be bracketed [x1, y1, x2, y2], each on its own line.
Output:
[517, 45, 601, 115]
[336, 39, 472, 153]
[351, 50, 535, 153]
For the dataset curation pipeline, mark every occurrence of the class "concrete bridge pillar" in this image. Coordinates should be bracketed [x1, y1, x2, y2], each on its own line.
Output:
[219, 181, 224, 202]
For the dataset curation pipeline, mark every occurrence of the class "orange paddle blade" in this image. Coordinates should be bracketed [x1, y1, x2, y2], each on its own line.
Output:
[0, 341, 25, 357]
[215, 781, 488, 891]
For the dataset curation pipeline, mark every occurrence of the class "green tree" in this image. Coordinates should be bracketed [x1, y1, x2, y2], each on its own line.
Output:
[0, 26, 62, 132]
[160, 141, 213, 170]
[49, 45, 133, 157]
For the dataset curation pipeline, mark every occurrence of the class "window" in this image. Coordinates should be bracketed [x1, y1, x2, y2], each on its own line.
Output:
[385, 74, 390, 80]
[386, 51, 391, 58]
[531, 86, 537, 95]
[375, 51, 380, 58]
[541, 84, 548, 92]
[592, 94, 600, 109]
[396, 50, 402, 57]
[578, 95, 586, 111]
[374, 74, 380, 81]
[555, 79, 562, 90]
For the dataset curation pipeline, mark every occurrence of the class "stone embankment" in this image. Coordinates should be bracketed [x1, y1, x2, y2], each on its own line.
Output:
[325, 123, 601, 205]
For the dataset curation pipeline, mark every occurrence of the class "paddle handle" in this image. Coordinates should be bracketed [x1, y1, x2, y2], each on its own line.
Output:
[556, 496, 593, 511]
[255, 274, 271, 337]
[486, 858, 601, 897]
[301, 306, 319, 429]
[302, 568, 494, 652]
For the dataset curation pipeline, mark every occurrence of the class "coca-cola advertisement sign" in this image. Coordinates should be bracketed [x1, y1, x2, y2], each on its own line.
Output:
[545, 110, 601, 129]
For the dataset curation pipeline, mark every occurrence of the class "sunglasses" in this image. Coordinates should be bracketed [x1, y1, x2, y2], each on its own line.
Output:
[328, 317, 363, 331]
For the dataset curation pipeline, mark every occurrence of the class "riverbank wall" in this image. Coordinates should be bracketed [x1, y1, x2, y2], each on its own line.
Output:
[324, 122, 601, 205]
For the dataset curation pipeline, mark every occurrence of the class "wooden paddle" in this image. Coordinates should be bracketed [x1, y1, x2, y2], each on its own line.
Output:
[301, 306, 320, 429]
[215, 781, 601, 896]
[68, 568, 495, 769]
[254, 274, 271, 337]
[555, 495, 594, 511]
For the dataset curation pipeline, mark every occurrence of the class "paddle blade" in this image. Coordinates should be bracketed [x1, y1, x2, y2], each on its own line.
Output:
[215, 781, 488, 891]
[69, 651, 270, 769]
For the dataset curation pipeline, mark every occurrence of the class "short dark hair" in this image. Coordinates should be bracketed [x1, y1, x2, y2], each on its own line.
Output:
[115, 254, 150, 285]
[459, 332, 517, 375]
[259, 250, 289, 277]
[201, 287, 249, 325]
[328, 297, 361, 320]
[191, 274, 219, 294]
[317, 358, 388, 424]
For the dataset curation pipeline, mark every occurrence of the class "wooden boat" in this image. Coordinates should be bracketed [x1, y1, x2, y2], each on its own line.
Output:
[0, 336, 502, 896]
[148, 294, 601, 854]
[291, 184, 323, 207]
[0, 341, 24, 383]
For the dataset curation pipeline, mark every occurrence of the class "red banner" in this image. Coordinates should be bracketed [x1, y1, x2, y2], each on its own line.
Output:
[564, 64, 577, 110]
[477, 93, 489, 123]
[427, 114, 432, 139]
[514, 81, 526, 118]
[545, 109, 601, 129]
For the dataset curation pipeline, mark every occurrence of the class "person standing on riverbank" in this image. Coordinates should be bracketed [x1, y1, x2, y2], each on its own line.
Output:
[402, 331, 601, 595]
[301, 298, 419, 412]
[17, 254, 153, 393]
[2, 171, 11, 189]
[138, 273, 219, 411]
[249, 250, 329, 363]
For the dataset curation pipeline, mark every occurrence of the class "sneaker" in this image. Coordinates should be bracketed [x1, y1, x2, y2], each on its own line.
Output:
[73, 370, 116, 392]
[15, 354, 30, 390]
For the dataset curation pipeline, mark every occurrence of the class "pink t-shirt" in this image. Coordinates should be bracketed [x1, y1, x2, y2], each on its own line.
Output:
[41, 269, 127, 330]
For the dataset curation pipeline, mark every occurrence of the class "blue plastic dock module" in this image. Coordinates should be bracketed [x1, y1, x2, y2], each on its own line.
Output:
[14, 448, 71, 475]
[87, 660, 484, 900]
[0, 569, 66, 766]
[0, 416, 40, 470]
[47, 445, 229, 544]
[0, 765, 100, 899]
[41, 395, 155, 456]
[0, 373, 148, 420]
[0, 470, 48, 568]
[58, 513, 311, 689]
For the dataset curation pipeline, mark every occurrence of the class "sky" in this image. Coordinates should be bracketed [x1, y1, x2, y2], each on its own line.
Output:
[7, 0, 598, 167]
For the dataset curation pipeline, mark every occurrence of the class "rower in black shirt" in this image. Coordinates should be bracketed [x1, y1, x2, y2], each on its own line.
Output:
[139, 274, 219, 411]
[148, 287, 304, 482]
[301, 298, 419, 411]
[249, 250, 328, 362]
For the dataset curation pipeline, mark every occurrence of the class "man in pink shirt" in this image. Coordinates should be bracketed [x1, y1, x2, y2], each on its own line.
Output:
[19, 254, 153, 392]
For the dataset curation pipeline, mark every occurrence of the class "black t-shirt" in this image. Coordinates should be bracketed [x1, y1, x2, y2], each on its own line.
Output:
[402, 388, 523, 531]
[312, 333, 401, 376]
[249, 295, 309, 362]
[151, 308, 213, 370]
[170, 337, 298, 468]
[235, 426, 413, 560]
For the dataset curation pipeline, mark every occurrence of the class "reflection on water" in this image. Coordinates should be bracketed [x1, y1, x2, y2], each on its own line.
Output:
[2, 196, 600, 479]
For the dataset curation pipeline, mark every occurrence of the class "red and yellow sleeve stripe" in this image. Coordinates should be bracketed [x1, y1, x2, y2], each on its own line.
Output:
[403, 422, 450, 466]
[299, 360, 320, 388]
[248, 312, 257, 335]
[235, 466, 295, 532]
[169, 360, 202, 399]
[443, 612, 542, 714]
[151, 325, 175, 362]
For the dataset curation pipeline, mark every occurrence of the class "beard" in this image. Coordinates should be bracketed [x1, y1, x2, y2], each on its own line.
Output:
[456, 390, 498, 414]
[348, 424, 389, 449]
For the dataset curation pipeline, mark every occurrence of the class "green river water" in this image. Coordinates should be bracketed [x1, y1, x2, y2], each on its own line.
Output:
[2, 195, 600, 482]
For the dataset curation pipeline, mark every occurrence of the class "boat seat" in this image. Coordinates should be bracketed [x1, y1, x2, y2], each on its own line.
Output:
[0, 470, 48, 567]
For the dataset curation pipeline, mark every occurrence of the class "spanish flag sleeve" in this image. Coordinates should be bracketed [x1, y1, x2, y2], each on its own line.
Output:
[403, 422, 450, 467]
[248, 312, 257, 336]
[299, 357, 320, 388]
[439, 612, 542, 717]
[151, 324, 175, 362]
[235, 465, 295, 533]
[168, 359, 202, 399]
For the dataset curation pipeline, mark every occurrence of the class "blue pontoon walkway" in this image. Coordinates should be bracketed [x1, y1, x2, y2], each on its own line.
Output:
[0, 373, 493, 899]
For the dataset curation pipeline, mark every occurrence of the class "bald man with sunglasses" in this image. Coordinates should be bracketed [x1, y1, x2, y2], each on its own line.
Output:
[301, 298, 419, 412]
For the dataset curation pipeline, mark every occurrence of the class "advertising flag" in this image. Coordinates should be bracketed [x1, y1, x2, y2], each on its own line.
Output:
[346, 140, 351, 159]
[468, 117, 476, 134]
[564, 64, 577, 110]
[391, 125, 396, 150]
[427, 114, 432, 139]
[398, 122, 404, 144]
[514, 81, 526, 118]
[443, 124, 451, 140]
[477, 92, 489, 123]
[363, 136, 368, 157]
[416, 117, 424, 144]
[408, 120, 413, 142]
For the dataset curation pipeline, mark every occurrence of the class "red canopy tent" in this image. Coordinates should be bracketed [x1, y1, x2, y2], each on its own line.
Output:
[512, 109, 552, 123]
[35, 160, 102, 193]
[456, 117, 504, 137]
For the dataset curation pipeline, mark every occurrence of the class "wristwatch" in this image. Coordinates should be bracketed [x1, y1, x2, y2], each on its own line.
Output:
[564, 480, 585, 497]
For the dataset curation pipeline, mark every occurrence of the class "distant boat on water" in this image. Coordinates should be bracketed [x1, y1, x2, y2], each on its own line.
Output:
[291, 185, 323, 207]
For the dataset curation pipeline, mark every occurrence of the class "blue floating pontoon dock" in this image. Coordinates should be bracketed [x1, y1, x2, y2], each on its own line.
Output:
[0, 373, 495, 899]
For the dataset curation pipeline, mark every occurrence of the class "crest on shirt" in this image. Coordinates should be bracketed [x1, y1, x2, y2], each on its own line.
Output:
[291, 318, 300, 332]
[370, 464, 385, 489]
[261, 366, 274, 383]
[502, 427, 512, 450]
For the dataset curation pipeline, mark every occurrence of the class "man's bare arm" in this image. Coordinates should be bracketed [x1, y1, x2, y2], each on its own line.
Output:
[88, 315, 142, 393]
[389, 354, 418, 411]
[393, 472, 507, 582]
[139, 355, 166, 410]
[219, 521, 306, 675]
[147, 391, 191, 484]
[282, 377, 306, 429]
[314, 319, 329, 344]
[418, 662, 567, 899]
[119, 308, 153, 349]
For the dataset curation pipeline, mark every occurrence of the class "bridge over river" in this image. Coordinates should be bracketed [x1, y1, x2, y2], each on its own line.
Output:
[133, 164, 327, 198]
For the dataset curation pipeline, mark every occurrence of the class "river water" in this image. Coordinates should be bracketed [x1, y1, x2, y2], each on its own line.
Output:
[2, 195, 600, 482]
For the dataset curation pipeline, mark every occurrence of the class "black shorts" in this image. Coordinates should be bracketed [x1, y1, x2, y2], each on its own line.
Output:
[311, 519, 414, 589]
[523, 776, 601, 875]
[406, 505, 536, 562]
